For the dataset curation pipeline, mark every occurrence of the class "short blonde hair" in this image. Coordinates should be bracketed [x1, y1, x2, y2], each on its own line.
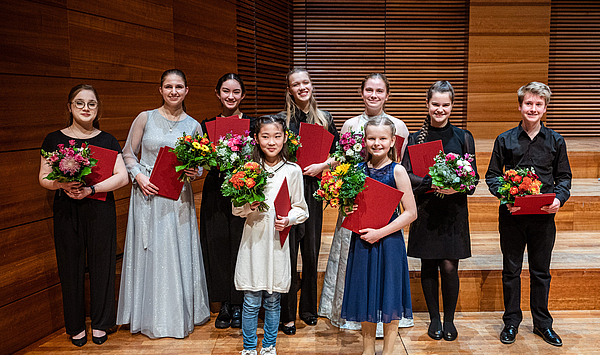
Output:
[518, 82, 552, 105]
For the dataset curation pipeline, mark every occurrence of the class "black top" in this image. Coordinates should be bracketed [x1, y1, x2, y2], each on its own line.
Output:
[276, 109, 340, 154]
[402, 123, 478, 260]
[485, 122, 572, 214]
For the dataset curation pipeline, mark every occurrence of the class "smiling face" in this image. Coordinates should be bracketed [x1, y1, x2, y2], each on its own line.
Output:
[518, 93, 547, 125]
[159, 74, 188, 108]
[287, 72, 313, 106]
[362, 77, 389, 114]
[256, 122, 286, 164]
[427, 91, 453, 128]
[216, 79, 245, 113]
[68, 89, 98, 127]
[365, 124, 395, 161]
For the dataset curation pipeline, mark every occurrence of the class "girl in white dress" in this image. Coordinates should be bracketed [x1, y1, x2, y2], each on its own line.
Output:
[234, 115, 309, 355]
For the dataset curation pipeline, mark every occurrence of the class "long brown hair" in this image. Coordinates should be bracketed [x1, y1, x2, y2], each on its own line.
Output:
[66, 84, 101, 129]
[284, 68, 328, 129]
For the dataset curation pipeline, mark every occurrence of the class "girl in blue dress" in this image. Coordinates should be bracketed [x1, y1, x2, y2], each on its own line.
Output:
[341, 116, 417, 355]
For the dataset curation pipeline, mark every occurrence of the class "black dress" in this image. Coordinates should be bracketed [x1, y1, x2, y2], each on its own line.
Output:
[401, 123, 478, 260]
[199, 114, 256, 305]
[276, 109, 340, 322]
[41, 130, 122, 336]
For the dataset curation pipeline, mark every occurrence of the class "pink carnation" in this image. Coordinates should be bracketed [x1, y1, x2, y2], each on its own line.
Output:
[69, 140, 76, 146]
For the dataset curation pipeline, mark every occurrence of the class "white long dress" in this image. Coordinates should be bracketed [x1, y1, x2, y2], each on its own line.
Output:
[318, 112, 413, 332]
[233, 160, 309, 294]
[117, 109, 210, 338]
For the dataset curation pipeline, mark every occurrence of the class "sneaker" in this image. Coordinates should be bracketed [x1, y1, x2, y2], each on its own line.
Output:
[398, 317, 414, 328]
[376, 322, 384, 338]
[215, 301, 231, 329]
[240, 350, 257, 355]
[260, 346, 277, 355]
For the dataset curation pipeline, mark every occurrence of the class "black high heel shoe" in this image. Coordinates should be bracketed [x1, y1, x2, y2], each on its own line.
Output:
[71, 333, 87, 347]
[92, 330, 108, 345]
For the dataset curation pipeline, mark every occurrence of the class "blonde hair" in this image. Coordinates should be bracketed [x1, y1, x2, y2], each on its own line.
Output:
[284, 68, 329, 129]
[518, 82, 552, 105]
[364, 116, 397, 162]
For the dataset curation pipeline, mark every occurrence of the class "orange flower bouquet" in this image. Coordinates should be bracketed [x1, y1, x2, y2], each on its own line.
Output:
[170, 132, 218, 182]
[221, 161, 269, 211]
[497, 167, 542, 204]
[313, 163, 366, 216]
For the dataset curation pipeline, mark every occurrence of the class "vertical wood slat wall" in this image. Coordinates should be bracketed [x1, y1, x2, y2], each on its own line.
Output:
[293, 0, 469, 132]
[237, 0, 293, 118]
[547, 1, 600, 137]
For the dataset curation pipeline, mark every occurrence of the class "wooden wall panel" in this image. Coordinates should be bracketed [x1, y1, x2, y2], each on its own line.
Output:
[67, 0, 173, 31]
[467, 1, 551, 139]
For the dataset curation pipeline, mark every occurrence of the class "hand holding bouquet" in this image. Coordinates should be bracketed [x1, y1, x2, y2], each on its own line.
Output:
[313, 163, 367, 216]
[429, 152, 477, 198]
[41, 140, 97, 182]
[332, 131, 366, 166]
[170, 132, 217, 182]
[497, 167, 542, 204]
[215, 132, 255, 172]
[286, 129, 301, 162]
[222, 161, 269, 212]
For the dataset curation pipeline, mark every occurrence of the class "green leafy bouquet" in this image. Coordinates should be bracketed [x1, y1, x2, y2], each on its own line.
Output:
[313, 163, 367, 216]
[170, 132, 218, 182]
[429, 151, 478, 198]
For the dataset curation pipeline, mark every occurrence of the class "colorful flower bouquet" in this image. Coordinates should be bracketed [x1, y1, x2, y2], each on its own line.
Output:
[497, 167, 542, 204]
[313, 163, 367, 216]
[429, 152, 478, 198]
[332, 130, 366, 166]
[41, 140, 97, 182]
[222, 161, 269, 211]
[170, 132, 218, 182]
[286, 129, 301, 162]
[215, 132, 255, 172]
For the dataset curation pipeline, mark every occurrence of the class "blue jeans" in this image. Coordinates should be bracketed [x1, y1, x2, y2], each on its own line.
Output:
[242, 290, 281, 350]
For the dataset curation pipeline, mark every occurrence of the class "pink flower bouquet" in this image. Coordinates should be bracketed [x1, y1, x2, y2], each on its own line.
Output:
[41, 140, 97, 182]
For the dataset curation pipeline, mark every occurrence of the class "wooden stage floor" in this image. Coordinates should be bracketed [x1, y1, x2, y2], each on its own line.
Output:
[17, 311, 600, 354]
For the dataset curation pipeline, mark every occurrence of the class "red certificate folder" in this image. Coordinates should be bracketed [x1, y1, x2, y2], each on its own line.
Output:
[205, 119, 217, 142]
[85, 145, 118, 201]
[216, 116, 250, 138]
[149, 146, 184, 200]
[342, 176, 404, 235]
[407, 140, 443, 178]
[274, 177, 291, 247]
[296, 122, 334, 170]
[395, 135, 405, 159]
[512, 193, 556, 215]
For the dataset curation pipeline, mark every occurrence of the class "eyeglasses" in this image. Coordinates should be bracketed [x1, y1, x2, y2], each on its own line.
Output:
[72, 100, 98, 110]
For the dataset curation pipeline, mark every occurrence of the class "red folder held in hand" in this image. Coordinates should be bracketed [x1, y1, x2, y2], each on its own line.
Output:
[149, 146, 184, 200]
[216, 116, 250, 139]
[85, 145, 118, 201]
[205, 120, 217, 142]
[274, 177, 291, 247]
[342, 176, 404, 235]
[512, 193, 556, 215]
[407, 140, 443, 178]
[296, 122, 334, 170]
[394, 135, 405, 159]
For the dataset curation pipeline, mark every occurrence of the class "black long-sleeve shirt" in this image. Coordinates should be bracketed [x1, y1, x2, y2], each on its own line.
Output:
[485, 122, 572, 214]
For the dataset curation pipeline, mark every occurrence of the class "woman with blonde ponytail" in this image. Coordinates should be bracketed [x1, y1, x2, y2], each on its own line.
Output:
[276, 68, 340, 335]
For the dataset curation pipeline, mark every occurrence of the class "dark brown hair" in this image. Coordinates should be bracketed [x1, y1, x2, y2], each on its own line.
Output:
[252, 115, 290, 167]
[67, 84, 101, 129]
[160, 69, 188, 112]
[417, 80, 455, 144]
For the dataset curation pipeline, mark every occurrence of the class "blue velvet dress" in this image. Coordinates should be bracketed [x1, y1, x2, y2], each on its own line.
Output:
[340, 162, 413, 323]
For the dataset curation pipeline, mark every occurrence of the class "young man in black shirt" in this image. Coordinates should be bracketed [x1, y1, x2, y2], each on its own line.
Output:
[485, 82, 572, 347]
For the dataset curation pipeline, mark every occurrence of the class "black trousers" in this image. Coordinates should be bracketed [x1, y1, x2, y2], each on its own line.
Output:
[199, 171, 244, 305]
[53, 191, 117, 335]
[499, 213, 556, 329]
[280, 176, 322, 323]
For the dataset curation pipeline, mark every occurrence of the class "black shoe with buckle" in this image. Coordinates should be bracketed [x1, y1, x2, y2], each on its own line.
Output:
[533, 326, 562, 347]
[215, 301, 231, 329]
[500, 324, 518, 344]
[230, 304, 242, 328]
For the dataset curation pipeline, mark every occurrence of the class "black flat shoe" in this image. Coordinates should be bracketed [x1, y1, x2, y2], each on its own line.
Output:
[533, 326, 562, 347]
[92, 333, 107, 345]
[427, 319, 443, 340]
[301, 316, 318, 326]
[443, 322, 458, 341]
[71, 334, 87, 347]
[230, 305, 242, 328]
[279, 323, 296, 335]
[500, 324, 518, 344]
[215, 301, 231, 329]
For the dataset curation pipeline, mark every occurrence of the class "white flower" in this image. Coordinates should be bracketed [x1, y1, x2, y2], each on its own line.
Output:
[230, 153, 238, 162]
[346, 149, 354, 156]
[353, 143, 362, 151]
[464, 164, 472, 172]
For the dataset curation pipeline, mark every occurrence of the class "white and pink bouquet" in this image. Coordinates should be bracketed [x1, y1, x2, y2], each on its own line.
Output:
[429, 152, 477, 197]
[332, 130, 366, 166]
[41, 140, 97, 182]
[215, 132, 255, 172]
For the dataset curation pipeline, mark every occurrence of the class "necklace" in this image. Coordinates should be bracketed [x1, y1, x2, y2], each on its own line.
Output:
[265, 161, 286, 178]
[161, 107, 184, 132]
